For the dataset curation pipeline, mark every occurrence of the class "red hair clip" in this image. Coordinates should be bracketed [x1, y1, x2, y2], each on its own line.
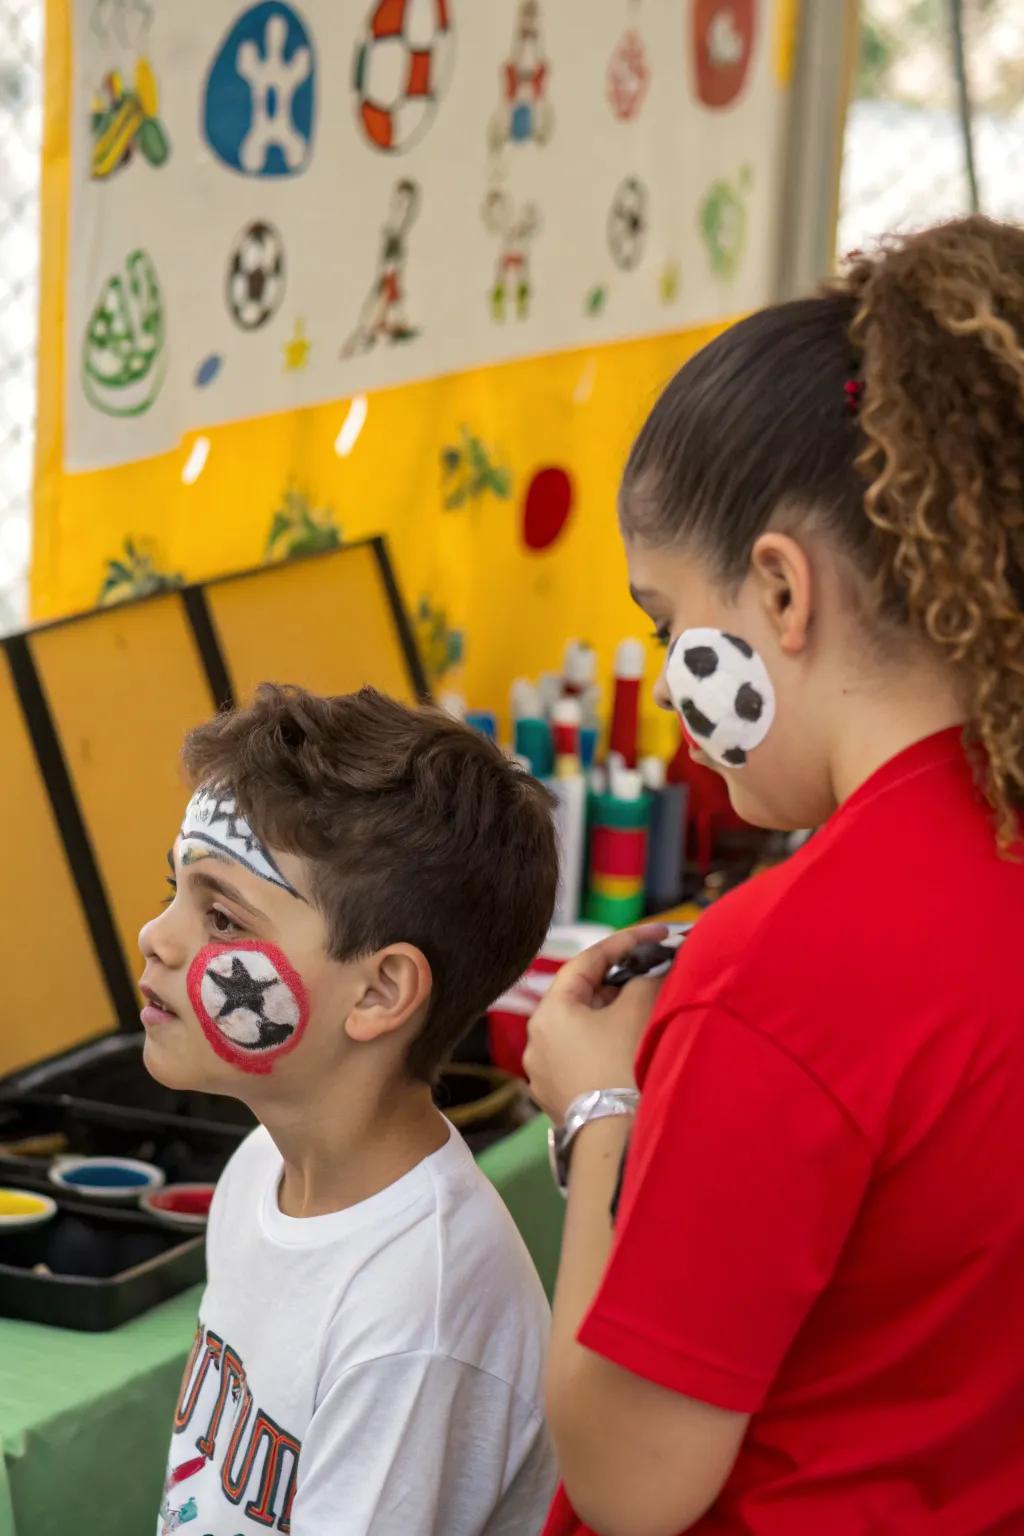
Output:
[844, 378, 864, 415]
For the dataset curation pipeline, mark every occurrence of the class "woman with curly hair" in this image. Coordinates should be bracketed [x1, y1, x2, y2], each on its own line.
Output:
[525, 216, 1024, 1536]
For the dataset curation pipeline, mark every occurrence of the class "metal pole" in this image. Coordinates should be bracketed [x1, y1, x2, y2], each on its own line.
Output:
[949, 0, 981, 213]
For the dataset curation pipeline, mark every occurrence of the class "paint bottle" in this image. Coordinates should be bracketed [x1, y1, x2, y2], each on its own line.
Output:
[606, 750, 628, 797]
[509, 681, 552, 777]
[550, 699, 587, 926]
[538, 672, 563, 717]
[609, 638, 645, 768]
[581, 682, 602, 729]
[584, 769, 651, 926]
[579, 725, 599, 771]
[465, 710, 497, 740]
[563, 640, 597, 699]
[641, 754, 688, 911]
[510, 678, 538, 722]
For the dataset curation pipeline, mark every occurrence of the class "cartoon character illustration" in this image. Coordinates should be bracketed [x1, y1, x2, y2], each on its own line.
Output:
[608, 176, 648, 271]
[488, 0, 553, 157]
[353, 0, 455, 154]
[266, 484, 342, 559]
[415, 595, 464, 685]
[89, 0, 169, 177]
[441, 427, 512, 508]
[203, 1, 317, 178]
[482, 190, 541, 322]
[159, 1495, 198, 1535]
[607, 28, 649, 122]
[700, 170, 750, 279]
[98, 536, 182, 606]
[82, 248, 166, 417]
[341, 179, 421, 356]
[691, 0, 756, 109]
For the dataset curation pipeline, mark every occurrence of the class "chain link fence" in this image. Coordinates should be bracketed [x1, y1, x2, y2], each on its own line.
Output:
[839, 0, 1024, 256]
[0, 5, 1023, 632]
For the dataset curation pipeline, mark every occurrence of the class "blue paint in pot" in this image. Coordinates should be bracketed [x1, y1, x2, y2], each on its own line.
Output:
[62, 1164, 152, 1188]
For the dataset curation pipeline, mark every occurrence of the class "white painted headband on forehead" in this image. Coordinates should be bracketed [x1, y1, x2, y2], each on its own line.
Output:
[179, 784, 301, 898]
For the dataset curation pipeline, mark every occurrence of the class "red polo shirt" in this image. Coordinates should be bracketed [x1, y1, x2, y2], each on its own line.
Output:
[545, 730, 1024, 1535]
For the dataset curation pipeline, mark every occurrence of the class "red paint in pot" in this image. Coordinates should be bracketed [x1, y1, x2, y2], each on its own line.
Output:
[148, 1186, 214, 1217]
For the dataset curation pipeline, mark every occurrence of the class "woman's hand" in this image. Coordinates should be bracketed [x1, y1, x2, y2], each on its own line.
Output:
[523, 925, 668, 1124]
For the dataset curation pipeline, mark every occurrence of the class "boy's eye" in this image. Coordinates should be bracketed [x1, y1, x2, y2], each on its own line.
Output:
[210, 907, 241, 936]
[651, 626, 671, 649]
[162, 876, 177, 908]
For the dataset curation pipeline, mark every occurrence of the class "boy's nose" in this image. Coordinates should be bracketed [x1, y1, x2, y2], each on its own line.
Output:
[138, 904, 188, 969]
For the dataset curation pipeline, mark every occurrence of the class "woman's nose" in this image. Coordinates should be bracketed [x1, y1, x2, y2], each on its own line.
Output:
[653, 661, 675, 713]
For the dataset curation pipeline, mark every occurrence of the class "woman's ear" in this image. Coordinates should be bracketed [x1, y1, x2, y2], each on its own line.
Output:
[345, 944, 433, 1045]
[749, 532, 814, 655]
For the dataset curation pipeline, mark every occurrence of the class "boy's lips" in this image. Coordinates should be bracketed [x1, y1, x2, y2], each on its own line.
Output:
[139, 981, 180, 1026]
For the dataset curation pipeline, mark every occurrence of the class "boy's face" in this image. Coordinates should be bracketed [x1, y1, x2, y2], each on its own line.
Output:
[138, 788, 359, 1097]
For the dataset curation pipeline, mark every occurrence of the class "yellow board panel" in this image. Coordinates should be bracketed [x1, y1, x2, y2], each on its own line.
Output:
[206, 543, 416, 705]
[29, 596, 216, 979]
[0, 651, 112, 1077]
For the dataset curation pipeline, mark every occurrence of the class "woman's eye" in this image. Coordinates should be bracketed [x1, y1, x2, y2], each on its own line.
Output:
[162, 877, 177, 909]
[651, 626, 671, 649]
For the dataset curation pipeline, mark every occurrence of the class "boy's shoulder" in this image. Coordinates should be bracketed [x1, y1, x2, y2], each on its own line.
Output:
[207, 1123, 549, 1394]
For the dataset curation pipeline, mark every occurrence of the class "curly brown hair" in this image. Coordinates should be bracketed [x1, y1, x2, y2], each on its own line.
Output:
[182, 684, 557, 1080]
[620, 215, 1024, 845]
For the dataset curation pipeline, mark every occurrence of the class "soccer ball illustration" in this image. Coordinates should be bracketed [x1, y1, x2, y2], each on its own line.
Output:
[226, 220, 286, 330]
[666, 628, 775, 768]
[353, 0, 455, 153]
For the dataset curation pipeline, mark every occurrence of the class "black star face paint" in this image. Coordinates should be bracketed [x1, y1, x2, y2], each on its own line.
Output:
[665, 626, 776, 769]
[187, 941, 310, 1075]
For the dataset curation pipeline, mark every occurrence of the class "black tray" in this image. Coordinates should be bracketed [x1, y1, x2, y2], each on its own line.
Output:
[0, 1031, 246, 1328]
[0, 1093, 247, 1188]
[0, 1196, 204, 1331]
[2, 1032, 256, 1129]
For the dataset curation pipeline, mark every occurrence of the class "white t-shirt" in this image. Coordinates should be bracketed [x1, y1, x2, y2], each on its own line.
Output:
[159, 1124, 555, 1536]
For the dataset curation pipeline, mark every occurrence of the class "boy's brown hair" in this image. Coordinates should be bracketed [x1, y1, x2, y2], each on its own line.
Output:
[182, 684, 557, 1080]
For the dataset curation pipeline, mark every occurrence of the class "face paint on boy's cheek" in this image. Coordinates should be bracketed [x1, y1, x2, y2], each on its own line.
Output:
[666, 627, 776, 770]
[186, 940, 310, 1076]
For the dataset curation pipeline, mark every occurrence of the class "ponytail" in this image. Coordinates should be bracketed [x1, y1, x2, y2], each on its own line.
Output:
[845, 217, 1024, 845]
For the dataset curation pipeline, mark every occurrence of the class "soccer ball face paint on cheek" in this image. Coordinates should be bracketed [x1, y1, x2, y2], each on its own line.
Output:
[666, 627, 776, 769]
[186, 940, 310, 1076]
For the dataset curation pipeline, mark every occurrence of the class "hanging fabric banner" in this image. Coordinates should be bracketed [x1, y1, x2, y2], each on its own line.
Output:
[34, 0, 801, 713]
[62, 0, 781, 470]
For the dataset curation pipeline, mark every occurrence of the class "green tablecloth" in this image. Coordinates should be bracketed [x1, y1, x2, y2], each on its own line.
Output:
[0, 1115, 564, 1536]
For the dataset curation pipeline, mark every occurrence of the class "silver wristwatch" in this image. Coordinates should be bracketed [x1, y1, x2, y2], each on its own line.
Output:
[548, 1088, 640, 1196]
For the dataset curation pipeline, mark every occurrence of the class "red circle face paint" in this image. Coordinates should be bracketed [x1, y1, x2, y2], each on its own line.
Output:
[186, 941, 310, 1075]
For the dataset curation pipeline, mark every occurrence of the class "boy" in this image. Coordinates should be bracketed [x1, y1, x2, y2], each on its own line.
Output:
[139, 685, 559, 1536]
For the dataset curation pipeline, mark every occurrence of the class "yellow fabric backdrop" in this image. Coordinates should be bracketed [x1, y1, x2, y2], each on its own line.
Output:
[33, 0, 800, 741]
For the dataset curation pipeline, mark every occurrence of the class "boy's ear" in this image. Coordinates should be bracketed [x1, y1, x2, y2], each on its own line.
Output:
[345, 944, 433, 1045]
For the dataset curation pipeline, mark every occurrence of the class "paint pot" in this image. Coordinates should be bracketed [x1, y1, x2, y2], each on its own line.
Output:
[141, 1183, 216, 1232]
[0, 1189, 58, 1231]
[50, 1156, 166, 1204]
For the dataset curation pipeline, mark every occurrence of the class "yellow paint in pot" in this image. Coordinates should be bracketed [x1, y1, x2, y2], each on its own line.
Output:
[0, 1189, 50, 1216]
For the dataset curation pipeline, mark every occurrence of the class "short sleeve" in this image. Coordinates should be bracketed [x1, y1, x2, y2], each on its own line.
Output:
[578, 1004, 873, 1413]
[291, 1351, 554, 1535]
